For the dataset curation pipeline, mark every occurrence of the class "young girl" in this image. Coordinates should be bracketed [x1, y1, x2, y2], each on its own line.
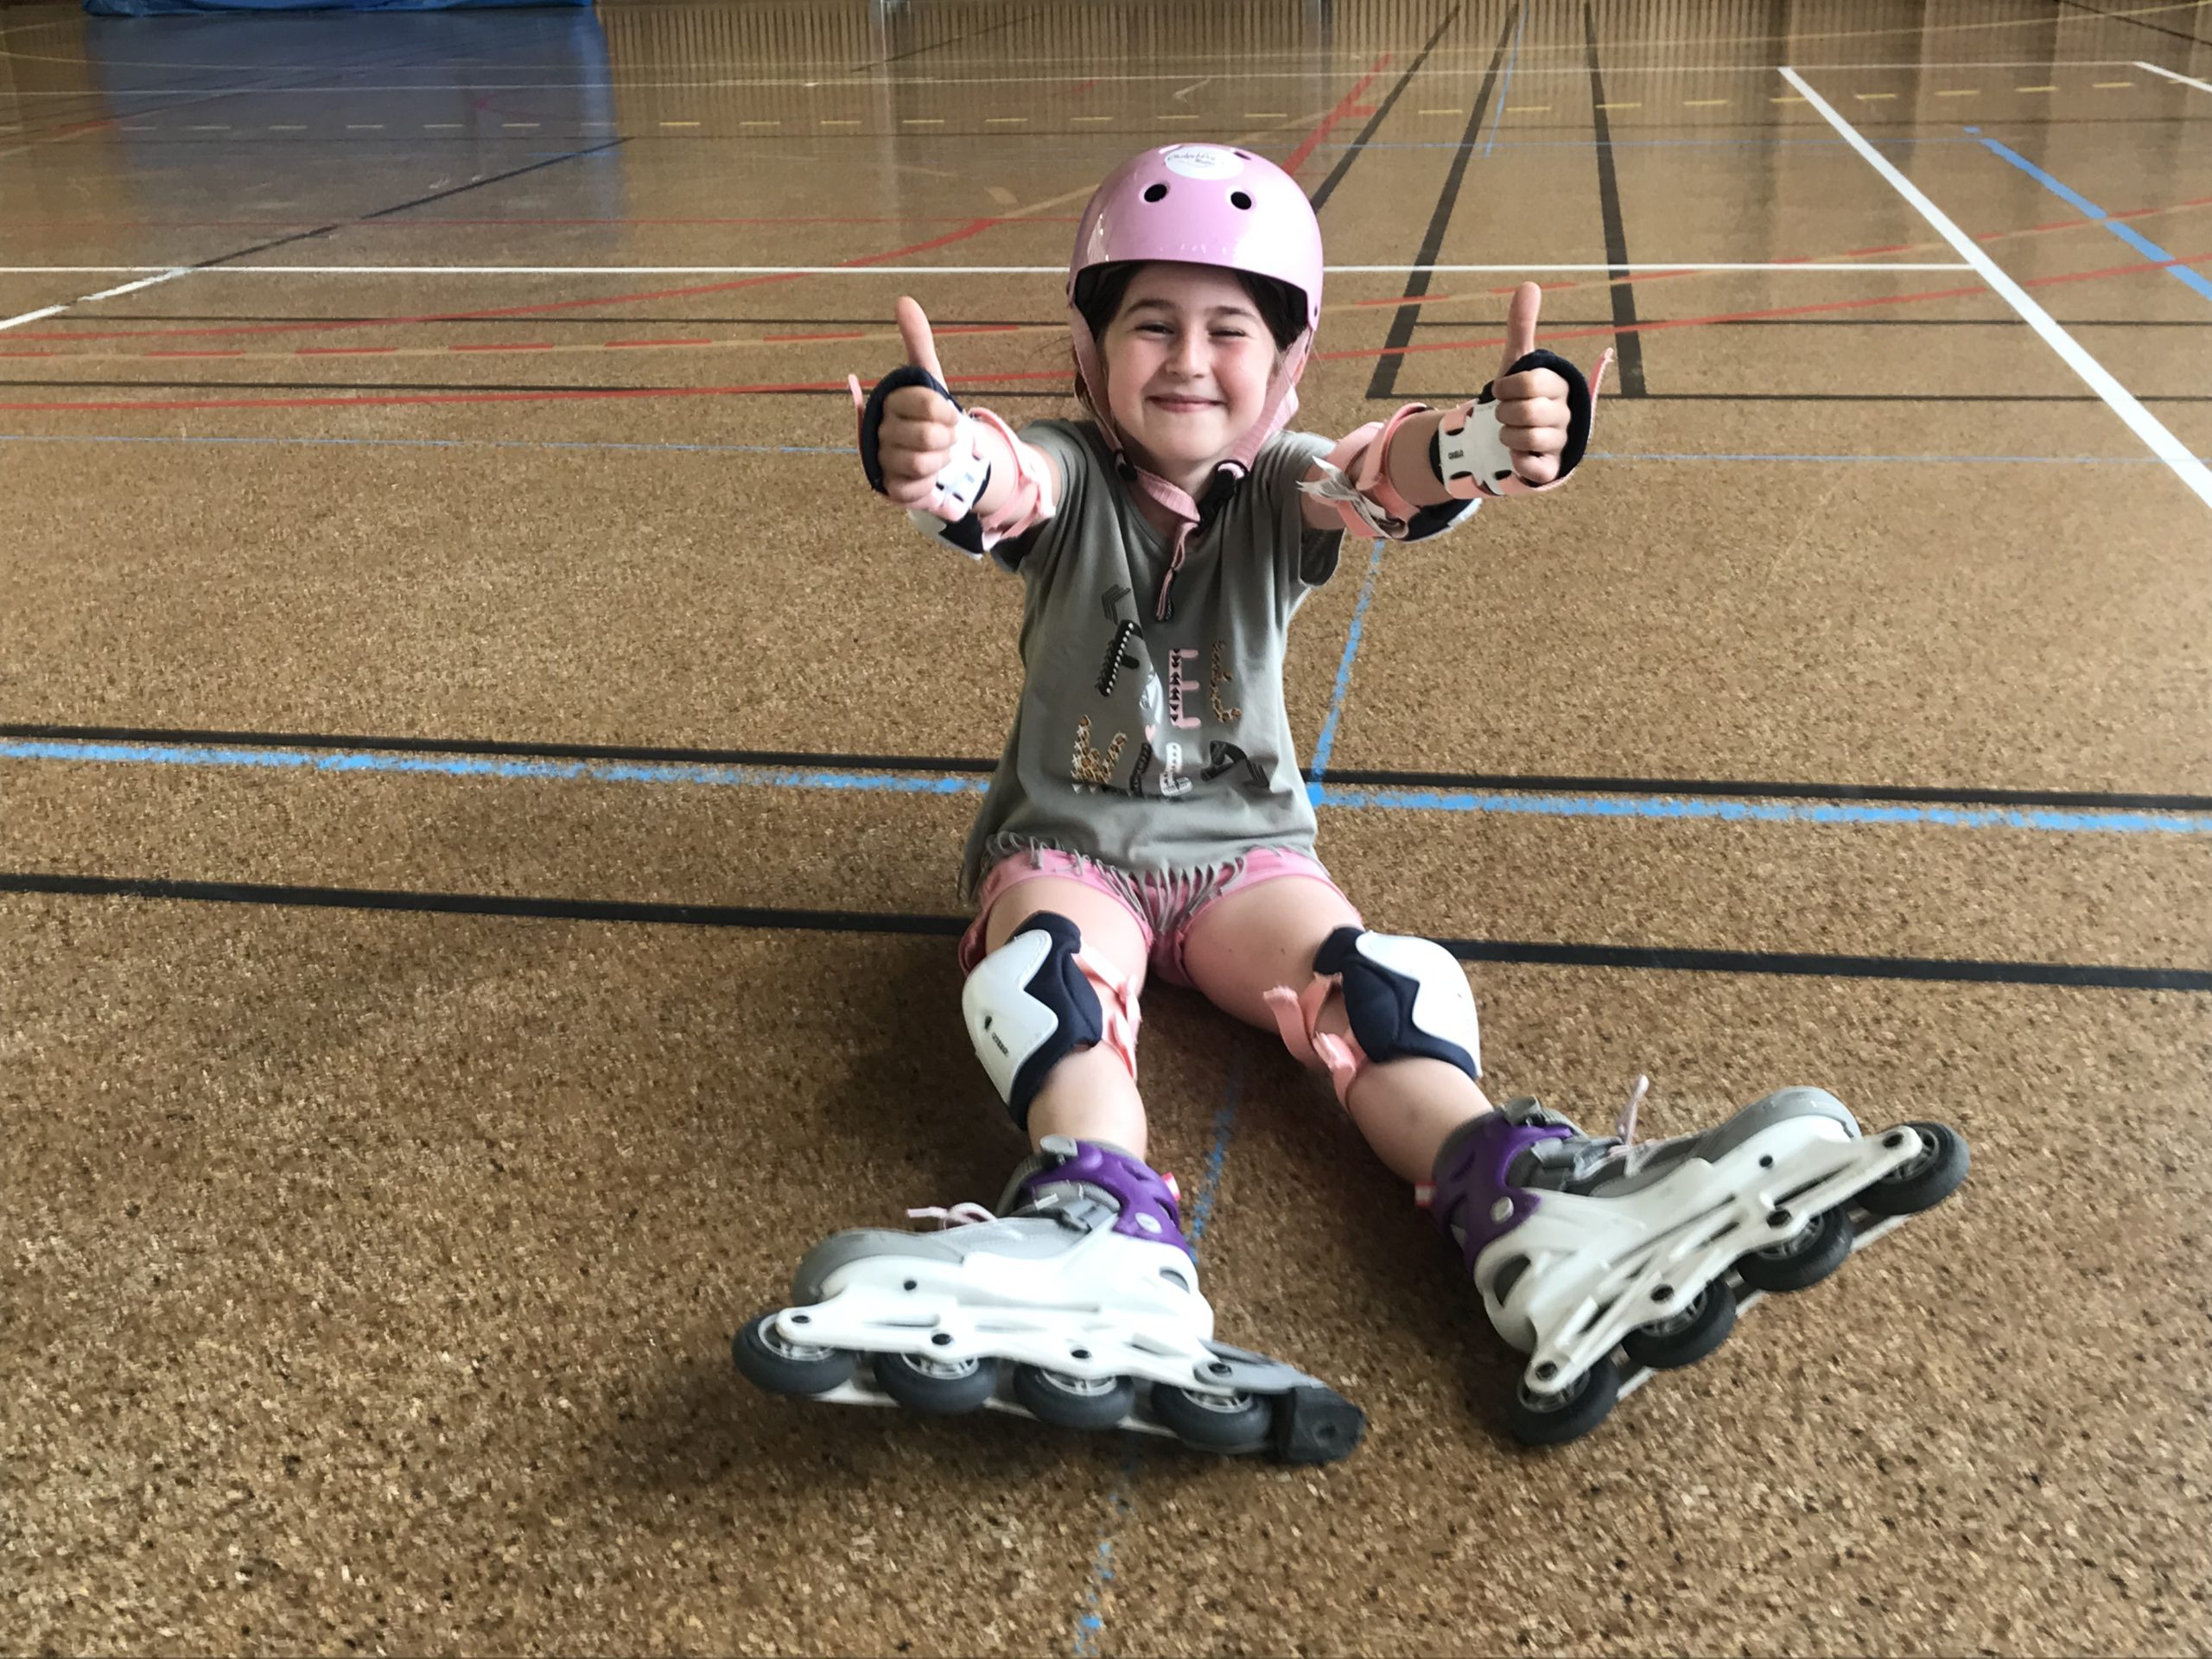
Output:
[734, 145, 1967, 1457]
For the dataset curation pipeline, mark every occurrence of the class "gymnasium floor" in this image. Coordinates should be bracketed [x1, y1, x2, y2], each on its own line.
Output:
[4, 0, 2209, 1652]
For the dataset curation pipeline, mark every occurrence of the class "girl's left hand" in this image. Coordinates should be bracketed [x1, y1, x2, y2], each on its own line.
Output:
[1490, 283, 1573, 487]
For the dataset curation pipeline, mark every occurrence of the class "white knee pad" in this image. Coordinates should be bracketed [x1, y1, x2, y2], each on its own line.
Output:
[1264, 927, 1480, 1106]
[963, 912, 1139, 1128]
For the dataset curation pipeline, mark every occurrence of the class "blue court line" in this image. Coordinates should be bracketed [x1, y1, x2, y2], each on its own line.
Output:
[3, 435, 2197, 467]
[10, 737, 2209, 837]
[1071, 1071, 1240, 1658]
[1309, 540, 1386, 779]
[1970, 129, 2212, 307]
[1480, 2, 1527, 159]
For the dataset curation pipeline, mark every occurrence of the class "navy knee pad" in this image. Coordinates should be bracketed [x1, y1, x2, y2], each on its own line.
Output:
[1314, 925, 1482, 1082]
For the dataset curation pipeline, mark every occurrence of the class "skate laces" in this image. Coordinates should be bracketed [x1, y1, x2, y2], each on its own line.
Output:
[906, 1201, 998, 1230]
[1611, 1074, 1651, 1179]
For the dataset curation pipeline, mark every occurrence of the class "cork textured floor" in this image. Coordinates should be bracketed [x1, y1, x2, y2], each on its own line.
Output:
[3, 1, 2209, 1653]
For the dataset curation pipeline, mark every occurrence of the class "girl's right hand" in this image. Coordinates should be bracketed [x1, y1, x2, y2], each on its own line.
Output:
[861, 297, 964, 519]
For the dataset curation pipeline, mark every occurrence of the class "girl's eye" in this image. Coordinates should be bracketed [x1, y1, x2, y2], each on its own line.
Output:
[1212, 329, 1249, 340]
[1137, 322, 1173, 336]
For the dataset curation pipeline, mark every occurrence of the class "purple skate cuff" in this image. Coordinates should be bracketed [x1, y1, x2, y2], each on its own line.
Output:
[1022, 1140, 1192, 1255]
[1428, 1114, 1571, 1270]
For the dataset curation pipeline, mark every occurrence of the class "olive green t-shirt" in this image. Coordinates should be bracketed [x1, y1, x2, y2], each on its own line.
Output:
[958, 419, 1347, 901]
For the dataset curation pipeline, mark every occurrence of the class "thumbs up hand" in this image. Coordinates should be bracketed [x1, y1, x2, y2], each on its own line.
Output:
[1488, 283, 1575, 487]
[862, 296, 965, 520]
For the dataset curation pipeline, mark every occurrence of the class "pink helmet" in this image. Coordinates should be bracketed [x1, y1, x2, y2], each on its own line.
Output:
[1068, 143, 1324, 334]
[1066, 144, 1324, 474]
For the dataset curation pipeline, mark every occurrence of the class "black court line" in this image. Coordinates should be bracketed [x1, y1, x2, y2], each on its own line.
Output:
[1366, 11, 1520, 403]
[186, 139, 628, 269]
[849, 9, 1040, 73]
[5, 871, 2203, 993]
[11, 724, 2208, 813]
[0, 380, 1072, 399]
[1583, 3, 1646, 397]
[2054, 0, 2212, 49]
[1307, 5, 1462, 213]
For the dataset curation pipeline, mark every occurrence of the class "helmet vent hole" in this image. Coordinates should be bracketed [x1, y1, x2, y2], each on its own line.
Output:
[1142, 182, 1169, 203]
[1230, 190, 1253, 210]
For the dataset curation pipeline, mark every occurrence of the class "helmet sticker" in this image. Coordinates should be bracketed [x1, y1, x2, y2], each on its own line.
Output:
[1160, 145, 1245, 180]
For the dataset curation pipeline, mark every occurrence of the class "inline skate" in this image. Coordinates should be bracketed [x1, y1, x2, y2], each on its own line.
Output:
[1427, 1083, 1968, 1446]
[735, 1136, 1366, 1464]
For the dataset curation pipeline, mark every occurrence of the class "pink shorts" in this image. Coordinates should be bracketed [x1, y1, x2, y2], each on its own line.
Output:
[957, 845, 1356, 989]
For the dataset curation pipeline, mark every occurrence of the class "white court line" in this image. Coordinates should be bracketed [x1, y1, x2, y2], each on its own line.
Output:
[0, 62, 2155, 97]
[1781, 67, 2212, 513]
[0, 262, 1974, 277]
[0, 267, 190, 334]
[2136, 60, 2212, 95]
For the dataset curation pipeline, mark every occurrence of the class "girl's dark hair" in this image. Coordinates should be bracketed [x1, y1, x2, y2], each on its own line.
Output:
[1071, 261, 1306, 352]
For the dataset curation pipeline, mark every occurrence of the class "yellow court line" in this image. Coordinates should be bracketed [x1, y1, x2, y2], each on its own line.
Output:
[1595, 101, 1639, 109]
[2095, 80, 2135, 87]
[1936, 89, 1980, 97]
[2018, 85, 2056, 92]
[1158, 114, 1202, 122]
[741, 120, 779, 129]
[503, 122, 538, 130]
[1771, 95, 1808, 104]
[820, 119, 859, 126]
[1505, 104, 1549, 112]
[1245, 111, 1288, 118]
[425, 123, 462, 130]
[1071, 115, 1113, 124]
[985, 117, 1027, 124]
[1683, 99, 1730, 106]
[269, 124, 307, 131]
[1854, 92, 1897, 100]
[660, 120, 701, 128]
[902, 118, 944, 125]
[1420, 107, 1462, 114]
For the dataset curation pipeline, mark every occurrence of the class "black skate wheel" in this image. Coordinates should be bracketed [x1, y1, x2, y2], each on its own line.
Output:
[1737, 1206, 1853, 1293]
[1856, 1121, 1970, 1217]
[1506, 1358, 1619, 1447]
[1011, 1364, 1137, 1431]
[1150, 1383, 1274, 1455]
[734, 1311, 857, 1396]
[1621, 1280, 1738, 1370]
[874, 1348, 999, 1414]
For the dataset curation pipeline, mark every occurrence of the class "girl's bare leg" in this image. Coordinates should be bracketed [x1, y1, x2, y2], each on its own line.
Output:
[1179, 879, 1491, 1184]
[976, 876, 1153, 1159]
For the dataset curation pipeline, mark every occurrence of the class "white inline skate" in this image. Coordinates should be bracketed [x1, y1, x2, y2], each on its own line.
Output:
[734, 1136, 1366, 1464]
[1427, 1083, 1968, 1446]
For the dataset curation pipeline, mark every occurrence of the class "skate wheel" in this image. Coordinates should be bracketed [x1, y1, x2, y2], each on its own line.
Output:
[1857, 1121, 1969, 1217]
[1737, 1205, 1853, 1293]
[1621, 1280, 1737, 1370]
[1011, 1364, 1137, 1431]
[1150, 1383, 1273, 1454]
[1506, 1358, 1619, 1447]
[874, 1347, 999, 1414]
[733, 1311, 857, 1396]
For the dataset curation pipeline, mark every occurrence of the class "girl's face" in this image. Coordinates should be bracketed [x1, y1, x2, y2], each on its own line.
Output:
[1097, 263, 1283, 486]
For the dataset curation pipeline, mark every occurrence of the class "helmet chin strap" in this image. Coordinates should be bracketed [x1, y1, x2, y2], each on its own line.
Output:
[1071, 320, 1311, 623]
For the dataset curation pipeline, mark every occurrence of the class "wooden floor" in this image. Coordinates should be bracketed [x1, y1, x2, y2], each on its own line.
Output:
[4, 0, 2209, 1652]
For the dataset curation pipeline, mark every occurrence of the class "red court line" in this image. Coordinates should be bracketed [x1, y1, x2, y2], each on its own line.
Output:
[8, 250, 2202, 415]
[8, 214, 1084, 231]
[1320, 249, 2212, 367]
[1283, 57, 1389, 177]
[3, 218, 1011, 346]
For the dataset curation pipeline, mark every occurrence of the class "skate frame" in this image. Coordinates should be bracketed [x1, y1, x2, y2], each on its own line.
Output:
[1614, 1209, 1908, 1402]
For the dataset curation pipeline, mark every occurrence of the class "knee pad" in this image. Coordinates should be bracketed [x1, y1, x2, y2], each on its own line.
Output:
[1264, 927, 1481, 1107]
[962, 912, 1140, 1128]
